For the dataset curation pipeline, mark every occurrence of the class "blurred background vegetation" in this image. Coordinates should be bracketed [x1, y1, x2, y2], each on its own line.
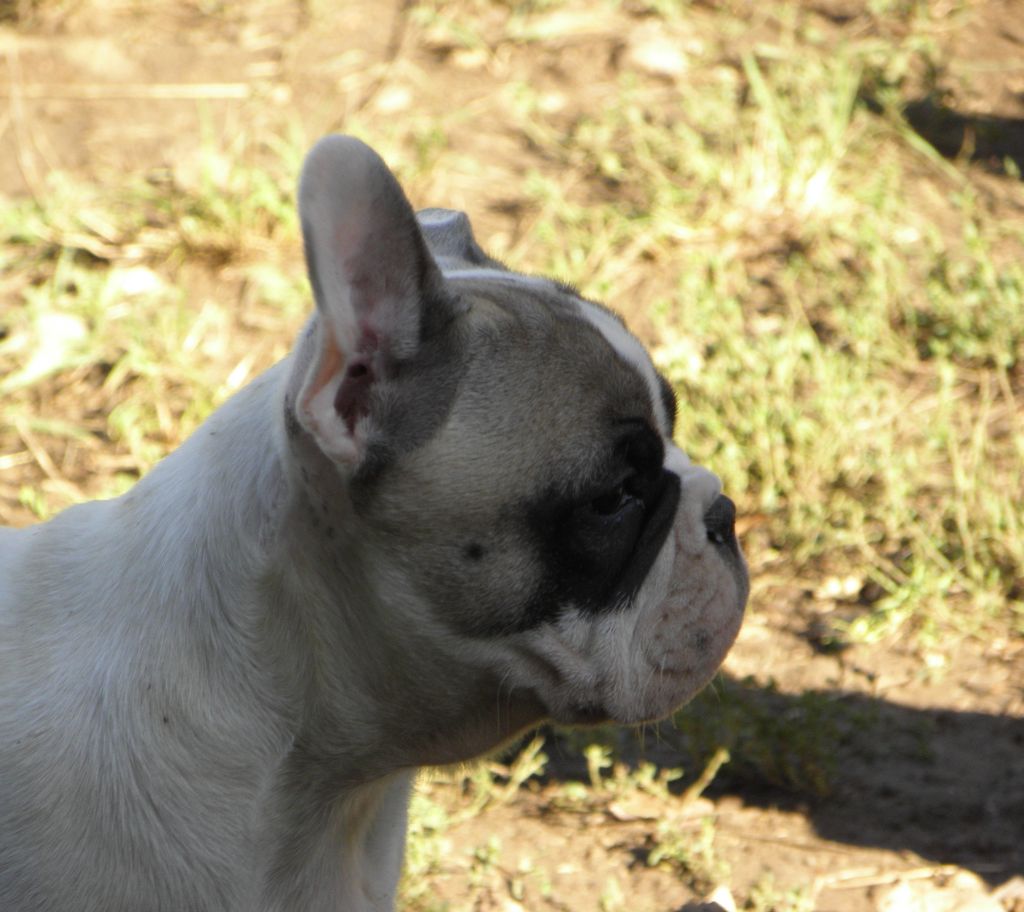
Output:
[1, 1, 1021, 909]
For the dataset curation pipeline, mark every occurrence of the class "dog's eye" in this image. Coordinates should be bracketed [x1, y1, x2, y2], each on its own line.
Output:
[589, 477, 641, 517]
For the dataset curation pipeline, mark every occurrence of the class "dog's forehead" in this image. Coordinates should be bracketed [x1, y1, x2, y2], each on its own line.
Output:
[415, 206, 665, 421]
[446, 267, 670, 433]
[574, 297, 669, 429]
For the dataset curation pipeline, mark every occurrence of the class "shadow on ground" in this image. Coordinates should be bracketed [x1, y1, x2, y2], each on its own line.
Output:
[538, 675, 1024, 885]
[902, 96, 1024, 176]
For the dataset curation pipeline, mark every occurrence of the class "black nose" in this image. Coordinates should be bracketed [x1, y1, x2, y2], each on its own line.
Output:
[704, 494, 737, 546]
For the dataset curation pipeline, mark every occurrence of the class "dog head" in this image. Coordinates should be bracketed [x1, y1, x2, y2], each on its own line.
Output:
[284, 136, 747, 746]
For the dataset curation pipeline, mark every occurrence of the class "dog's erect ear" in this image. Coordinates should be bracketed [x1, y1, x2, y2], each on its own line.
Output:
[296, 135, 449, 466]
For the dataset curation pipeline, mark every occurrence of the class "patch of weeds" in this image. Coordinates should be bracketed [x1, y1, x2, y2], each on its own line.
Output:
[409, 1, 490, 52]
[599, 875, 627, 912]
[0, 129, 303, 271]
[467, 836, 502, 890]
[17, 485, 50, 520]
[745, 873, 815, 912]
[409, 735, 550, 836]
[1, 250, 114, 394]
[668, 677, 863, 798]
[401, 789, 453, 910]
[582, 743, 686, 800]
[0, 133, 313, 517]
[509, 854, 554, 903]
[463, 735, 549, 815]
[647, 816, 728, 895]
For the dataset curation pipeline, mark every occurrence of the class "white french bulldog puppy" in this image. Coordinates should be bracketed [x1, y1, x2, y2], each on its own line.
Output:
[0, 136, 748, 912]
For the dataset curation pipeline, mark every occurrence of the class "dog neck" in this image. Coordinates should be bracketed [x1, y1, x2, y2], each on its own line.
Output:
[113, 359, 541, 907]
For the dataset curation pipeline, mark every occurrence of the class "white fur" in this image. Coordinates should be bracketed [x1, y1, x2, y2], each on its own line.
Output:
[0, 366, 439, 911]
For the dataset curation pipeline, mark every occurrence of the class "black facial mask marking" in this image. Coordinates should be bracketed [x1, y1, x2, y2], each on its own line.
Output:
[512, 422, 680, 632]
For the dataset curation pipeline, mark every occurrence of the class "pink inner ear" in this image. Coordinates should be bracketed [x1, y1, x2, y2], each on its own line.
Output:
[333, 326, 381, 434]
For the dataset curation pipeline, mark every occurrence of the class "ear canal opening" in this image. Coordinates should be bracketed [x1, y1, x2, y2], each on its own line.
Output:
[334, 359, 376, 435]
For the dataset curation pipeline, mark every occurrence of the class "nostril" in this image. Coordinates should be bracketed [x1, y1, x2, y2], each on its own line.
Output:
[704, 494, 737, 546]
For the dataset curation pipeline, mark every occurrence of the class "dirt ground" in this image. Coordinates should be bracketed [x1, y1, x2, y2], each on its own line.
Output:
[1, 1, 1022, 910]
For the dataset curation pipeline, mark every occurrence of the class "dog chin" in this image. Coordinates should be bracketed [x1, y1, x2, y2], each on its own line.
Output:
[546, 688, 692, 729]
[535, 595, 745, 729]
[534, 672, 704, 729]
[555, 702, 613, 727]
